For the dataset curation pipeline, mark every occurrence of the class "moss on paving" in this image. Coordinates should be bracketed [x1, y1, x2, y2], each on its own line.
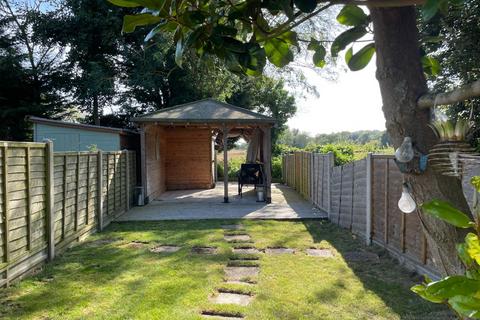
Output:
[0, 220, 451, 319]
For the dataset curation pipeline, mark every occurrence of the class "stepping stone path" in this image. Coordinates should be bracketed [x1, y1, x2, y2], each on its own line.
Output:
[191, 246, 218, 255]
[306, 248, 334, 257]
[210, 292, 253, 306]
[232, 247, 261, 255]
[224, 234, 252, 243]
[265, 247, 295, 255]
[200, 224, 259, 319]
[150, 245, 181, 253]
[125, 240, 149, 249]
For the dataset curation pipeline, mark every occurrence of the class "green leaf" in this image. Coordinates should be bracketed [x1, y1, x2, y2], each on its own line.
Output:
[425, 276, 480, 299]
[294, 0, 317, 13]
[411, 284, 444, 303]
[347, 43, 375, 71]
[471, 176, 480, 193]
[421, 56, 441, 76]
[336, 5, 368, 26]
[465, 233, 480, 264]
[264, 37, 294, 67]
[108, 0, 141, 7]
[421, 199, 474, 228]
[422, 0, 441, 21]
[458, 243, 474, 267]
[449, 296, 480, 319]
[345, 47, 353, 64]
[109, 0, 166, 10]
[307, 39, 326, 68]
[331, 26, 367, 57]
[122, 14, 162, 33]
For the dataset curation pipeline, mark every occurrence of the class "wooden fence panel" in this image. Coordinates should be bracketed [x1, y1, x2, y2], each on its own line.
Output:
[0, 143, 137, 287]
[282, 152, 442, 277]
[352, 159, 367, 237]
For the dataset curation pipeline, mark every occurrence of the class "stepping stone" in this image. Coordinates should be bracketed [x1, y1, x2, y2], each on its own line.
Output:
[224, 280, 255, 286]
[343, 251, 379, 262]
[210, 292, 253, 306]
[191, 246, 218, 255]
[306, 248, 334, 257]
[201, 311, 244, 319]
[221, 224, 244, 230]
[125, 240, 149, 249]
[150, 245, 181, 253]
[224, 235, 251, 242]
[232, 247, 261, 254]
[265, 247, 295, 255]
[224, 266, 259, 281]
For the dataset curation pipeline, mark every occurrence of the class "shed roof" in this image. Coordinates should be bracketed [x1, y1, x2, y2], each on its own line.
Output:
[27, 116, 138, 135]
[132, 98, 275, 125]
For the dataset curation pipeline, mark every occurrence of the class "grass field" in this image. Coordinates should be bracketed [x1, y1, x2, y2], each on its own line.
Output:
[0, 220, 451, 320]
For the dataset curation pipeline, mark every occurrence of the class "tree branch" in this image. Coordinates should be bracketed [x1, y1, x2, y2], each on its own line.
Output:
[417, 79, 480, 108]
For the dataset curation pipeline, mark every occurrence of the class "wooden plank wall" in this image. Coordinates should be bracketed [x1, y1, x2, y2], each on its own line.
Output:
[0, 142, 136, 287]
[282, 152, 440, 276]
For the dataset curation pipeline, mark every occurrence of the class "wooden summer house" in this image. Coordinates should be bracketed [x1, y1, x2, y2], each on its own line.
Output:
[133, 99, 276, 204]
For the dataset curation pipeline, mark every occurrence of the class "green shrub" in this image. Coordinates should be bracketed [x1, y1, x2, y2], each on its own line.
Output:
[217, 156, 283, 182]
[272, 156, 282, 181]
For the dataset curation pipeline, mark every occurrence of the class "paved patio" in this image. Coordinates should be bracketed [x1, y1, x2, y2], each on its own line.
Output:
[117, 183, 327, 221]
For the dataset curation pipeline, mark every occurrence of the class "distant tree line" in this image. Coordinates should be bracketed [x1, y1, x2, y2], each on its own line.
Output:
[278, 128, 391, 149]
[0, 0, 297, 142]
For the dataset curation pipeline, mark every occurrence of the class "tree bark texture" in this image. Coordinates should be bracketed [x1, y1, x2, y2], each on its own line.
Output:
[370, 6, 471, 276]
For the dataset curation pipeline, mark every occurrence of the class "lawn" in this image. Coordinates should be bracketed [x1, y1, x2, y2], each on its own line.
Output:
[0, 220, 451, 320]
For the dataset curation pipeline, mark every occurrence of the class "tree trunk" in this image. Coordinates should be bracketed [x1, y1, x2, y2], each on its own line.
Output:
[370, 6, 471, 276]
[93, 94, 100, 125]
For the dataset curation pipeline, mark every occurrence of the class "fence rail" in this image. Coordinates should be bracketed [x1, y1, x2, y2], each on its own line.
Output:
[0, 141, 136, 287]
[282, 151, 477, 277]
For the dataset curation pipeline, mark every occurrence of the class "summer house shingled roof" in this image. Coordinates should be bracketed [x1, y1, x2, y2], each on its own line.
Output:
[132, 98, 275, 124]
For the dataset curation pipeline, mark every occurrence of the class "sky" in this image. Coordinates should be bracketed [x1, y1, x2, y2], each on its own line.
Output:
[286, 61, 386, 135]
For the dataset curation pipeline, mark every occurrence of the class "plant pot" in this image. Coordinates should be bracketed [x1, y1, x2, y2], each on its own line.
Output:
[428, 141, 478, 178]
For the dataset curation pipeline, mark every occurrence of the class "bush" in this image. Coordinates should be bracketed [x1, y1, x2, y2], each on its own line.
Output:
[217, 156, 283, 182]
[272, 156, 282, 181]
[217, 157, 243, 180]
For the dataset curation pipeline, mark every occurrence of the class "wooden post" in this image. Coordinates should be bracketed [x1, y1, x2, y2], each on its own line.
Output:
[97, 150, 104, 231]
[223, 126, 229, 203]
[26, 146, 32, 250]
[350, 162, 355, 231]
[46, 140, 55, 261]
[75, 153, 80, 231]
[2, 143, 9, 269]
[262, 126, 272, 203]
[384, 159, 389, 244]
[126, 151, 131, 211]
[86, 154, 90, 225]
[62, 155, 67, 239]
[140, 127, 147, 204]
[327, 152, 334, 218]
[365, 153, 373, 245]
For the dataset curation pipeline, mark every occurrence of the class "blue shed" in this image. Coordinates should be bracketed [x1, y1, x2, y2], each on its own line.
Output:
[28, 116, 139, 152]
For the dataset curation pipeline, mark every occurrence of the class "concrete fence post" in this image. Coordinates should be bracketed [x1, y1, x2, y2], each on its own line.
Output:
[45, 140, 55, 261]
[327, 152, 334, 219]
[97, 150, 104, 231]
[365, 153, 373, 245]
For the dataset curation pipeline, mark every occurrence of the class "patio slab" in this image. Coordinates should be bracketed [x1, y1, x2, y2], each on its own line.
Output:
[117, 183, 327, 221]
[224, 266, 260, 281]
[210, 292, 253, 306]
